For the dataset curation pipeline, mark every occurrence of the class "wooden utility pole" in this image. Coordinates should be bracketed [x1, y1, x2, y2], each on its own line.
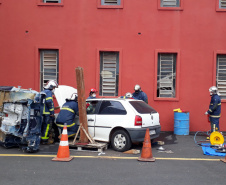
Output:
[75, 67, 89, 143]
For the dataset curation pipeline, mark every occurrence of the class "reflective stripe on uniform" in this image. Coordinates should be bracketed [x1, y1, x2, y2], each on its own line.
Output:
[57, 123, 76, 128]
[68, 133, 76, 137]
[41, 124, 50, 139]
[218, 103, 221, 105]
[208, 109, 212, 112]
[210, 114, 221, 118]
[43, 105, 50, 114]
[49, 108, 54, 111]
[46, 97, 53, 100]
[61, 107, 75, 113]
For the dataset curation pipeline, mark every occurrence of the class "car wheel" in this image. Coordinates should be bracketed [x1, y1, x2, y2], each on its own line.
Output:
[111, 130, 132, 152]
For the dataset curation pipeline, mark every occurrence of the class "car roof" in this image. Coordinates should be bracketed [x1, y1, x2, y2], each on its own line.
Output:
[86, 98, 142, 102]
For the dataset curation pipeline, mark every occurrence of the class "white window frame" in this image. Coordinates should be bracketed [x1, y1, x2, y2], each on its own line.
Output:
[216, 54, 226, 99]
[157, 53, 177, 98]
[43, 0, 61, 3]
[40, 50, 59, 90]
[99, 51, 119, 97]
[219, 0, 226, 9]
[160, 0, 180, 7]
[101, 0, 121, 5]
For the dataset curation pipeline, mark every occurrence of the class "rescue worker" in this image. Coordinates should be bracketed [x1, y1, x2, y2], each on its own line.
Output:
[132, 84, 148, 103]
[41, 80, 58, 144]
[87, 88, 98, 99]
[56, 93, 79, 138]
[205, 86, 221, 132]
[120, 92, 133, 99]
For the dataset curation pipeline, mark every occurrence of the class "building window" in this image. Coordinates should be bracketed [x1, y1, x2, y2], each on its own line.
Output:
[160, 0, 180, 7]
[101, 0, 121, 5]
[157, 53, 177, 98]
[43, 0, 61, 3]
[216, 54, 226, 99]
[219, 0, 226, 8]
[99, 52, 119, 97]
[40, 50, 59, 90]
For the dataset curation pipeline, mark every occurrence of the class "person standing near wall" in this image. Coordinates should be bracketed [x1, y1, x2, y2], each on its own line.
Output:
[132, 84, 148, 103]
[205, 86, 221, 132]
[87, 88, 98, 99]
[41, 80, 58, 144]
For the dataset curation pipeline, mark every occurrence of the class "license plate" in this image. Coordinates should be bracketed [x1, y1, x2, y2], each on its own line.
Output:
[149, 130, 156, 135]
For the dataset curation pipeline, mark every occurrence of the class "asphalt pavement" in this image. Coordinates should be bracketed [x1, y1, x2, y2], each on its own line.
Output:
[0, 132, 225, 185]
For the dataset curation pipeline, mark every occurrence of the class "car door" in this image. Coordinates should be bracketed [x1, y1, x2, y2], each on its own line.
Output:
[86, 100, 99, 138]
[94, 100, 127, 142]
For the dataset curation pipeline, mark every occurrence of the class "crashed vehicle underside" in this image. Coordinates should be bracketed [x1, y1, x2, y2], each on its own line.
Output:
[0, 86, 44, 152]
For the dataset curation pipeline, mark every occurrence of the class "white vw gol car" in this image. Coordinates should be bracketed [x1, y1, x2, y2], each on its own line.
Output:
[83, 98, 161, 152]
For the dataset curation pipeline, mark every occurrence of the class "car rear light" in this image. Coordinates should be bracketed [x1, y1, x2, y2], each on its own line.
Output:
[135, 115, 142, 126]
[5, 113, 8, 117]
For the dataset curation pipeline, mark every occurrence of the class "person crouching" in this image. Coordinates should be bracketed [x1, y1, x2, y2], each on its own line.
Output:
[56, 93, 79, 138]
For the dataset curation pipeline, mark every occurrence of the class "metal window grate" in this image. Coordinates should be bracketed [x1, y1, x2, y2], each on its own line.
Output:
[101, 0, 120, 5]
[220, 0, 226, 8]
[100, 52, 119, 96]
[157, 54, 176, 98]
[161, 0, 179, 7]
[217, 55, 226, 99]
[40, 50, 59, 90]
[43, 0, 61, 3]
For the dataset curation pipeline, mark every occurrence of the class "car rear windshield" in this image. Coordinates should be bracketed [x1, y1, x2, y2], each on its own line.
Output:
[129, 101, 157, 114]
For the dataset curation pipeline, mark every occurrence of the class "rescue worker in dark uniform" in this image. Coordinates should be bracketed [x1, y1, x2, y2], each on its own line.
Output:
[87, 88, 98, 99]
[56, 93, 79, 137]
[132, 84, 148, 103]
[41, 80, 58, 144]
[205, 86, 221, 132]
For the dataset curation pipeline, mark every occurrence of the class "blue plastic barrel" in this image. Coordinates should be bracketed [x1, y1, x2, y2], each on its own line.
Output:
[174, 112, 190, 135]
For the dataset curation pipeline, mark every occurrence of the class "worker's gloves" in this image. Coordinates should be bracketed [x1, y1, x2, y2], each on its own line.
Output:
[204, 111, 208, 115]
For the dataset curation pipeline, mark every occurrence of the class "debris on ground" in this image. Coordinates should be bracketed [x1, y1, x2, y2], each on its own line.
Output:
[123, 149, 140, 154]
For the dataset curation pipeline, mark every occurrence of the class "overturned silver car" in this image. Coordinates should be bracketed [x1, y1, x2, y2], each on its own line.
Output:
[0, 86, 45, 152]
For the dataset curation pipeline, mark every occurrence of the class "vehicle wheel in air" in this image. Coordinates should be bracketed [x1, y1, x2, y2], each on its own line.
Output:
[111, 130, 132, 152]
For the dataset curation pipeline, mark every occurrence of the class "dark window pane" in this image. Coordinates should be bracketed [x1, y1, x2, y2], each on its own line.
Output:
[99, 101, 126, 115]
[130, 101, 157, 114]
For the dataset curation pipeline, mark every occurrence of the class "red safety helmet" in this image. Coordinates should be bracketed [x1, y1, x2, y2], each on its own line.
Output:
[90, 88, 98, 93]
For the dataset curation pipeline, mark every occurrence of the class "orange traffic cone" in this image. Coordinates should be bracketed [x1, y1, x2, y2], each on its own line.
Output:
[52, 124, 73, 162]
[138, 128, 155, 162]
[220, 155, 226, 163]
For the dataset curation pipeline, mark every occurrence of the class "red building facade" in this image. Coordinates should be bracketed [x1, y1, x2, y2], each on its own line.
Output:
[0, 0, 226, 131]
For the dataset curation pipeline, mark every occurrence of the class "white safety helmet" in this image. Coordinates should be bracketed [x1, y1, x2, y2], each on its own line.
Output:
[125, 92, 133, 98]
[44, 80, 58, 90]
[134, 84, 141, 91]
[209, 86, 218, 95]
[67, 93, 78, 101]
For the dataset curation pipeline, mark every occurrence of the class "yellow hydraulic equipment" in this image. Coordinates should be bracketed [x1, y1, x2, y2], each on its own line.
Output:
[210, 131, 224, 145]
[210, 124, 224, 145]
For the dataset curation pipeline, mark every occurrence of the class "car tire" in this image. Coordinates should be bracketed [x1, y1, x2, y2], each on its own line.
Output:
[111, 130, 132, 152]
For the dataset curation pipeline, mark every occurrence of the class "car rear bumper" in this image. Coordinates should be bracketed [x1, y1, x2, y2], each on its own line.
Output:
[126, 125, 161, 142]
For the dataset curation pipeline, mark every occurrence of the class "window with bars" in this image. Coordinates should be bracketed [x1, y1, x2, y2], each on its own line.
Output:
[216, 54, 226, 99]
[43, 0, 61, 3]
[157, 53, 177, 98]
[160, 0, 180, 7]
[101, 0, 121, 5]
[219, 0, 226, 8]
[40, 50, 59, 90]
[99, 52, 119, 97]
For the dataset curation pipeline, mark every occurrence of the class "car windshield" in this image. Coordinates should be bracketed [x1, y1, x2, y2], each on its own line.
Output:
[129, 101, 157, 114]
